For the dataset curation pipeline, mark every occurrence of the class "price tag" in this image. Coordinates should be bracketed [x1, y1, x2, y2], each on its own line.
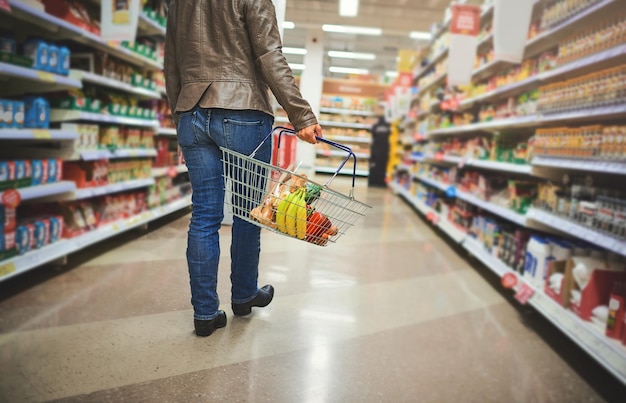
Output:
[1, 189, 21, 208]
[501, 272, 518, 289]
[112, 224, 120, 232]
[323, 148, 332, 157]
[435, 152, 444, 161]
[514, 283, 535, 305]
[32, 130, 52, 139]
[0, 262, 16, 277]
[167, 166, 179, 178]
[36, 71, 55, 82]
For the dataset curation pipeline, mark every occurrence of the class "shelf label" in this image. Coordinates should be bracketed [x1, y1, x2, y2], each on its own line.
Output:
[1, 189, 21, 208]
[501, 272, 518, 289]
[445, 186, 457, 198]
[32, 130, 52, 139]
[112, 224, 120, 232]
[36, 71, 56, 82]
[167, 166, 179, 178]
[0, 262, 16, 277]
[514, 282, 535, 305]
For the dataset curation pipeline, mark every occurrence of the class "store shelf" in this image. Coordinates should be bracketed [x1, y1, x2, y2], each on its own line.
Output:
[6, 0, 163, 71]
[472, 59, 514, 82]
[320, 107, 376, 117]
[317, 150, 369, 159]
[531, 156, 626, 175]
[50, 110, 160, 127]
[0, 195, 192, 283]
[74, 178, 155, 200]
[540, 103, 626, 124]
[0, 128, 78, 141]
[526, 208, 626, 257]
[151, 165, 188, 177]
[0, 62, 82, 90]
[414, 48, 449, 81]
[138, 13, 166, 37]
[427, 115, 536, 136]
[70, 148, 157, 161]
[318, 120, 371, 130]
[462, 235, 626, 385]
[426, 154, 532, 175]
[418, 73, 447, 96]
[324, 135, 372, 144]
[6, 181, 76, 202]
[70, 70, 161, 100]
[315, 166, 369, 177]
[157, 127, 177, 136]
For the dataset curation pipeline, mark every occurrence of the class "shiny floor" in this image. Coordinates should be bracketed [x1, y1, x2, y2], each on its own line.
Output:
[1, 178, 625, 402]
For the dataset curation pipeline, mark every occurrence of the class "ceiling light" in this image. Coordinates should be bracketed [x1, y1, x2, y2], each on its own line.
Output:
[328, 50, 375, 60]
[410, 31, 432, 40]
[322, 24, 382, 36]
[329, 66, 369, 75]
[386, 71, 399, 78]
[283, 21, 295, 29]
[289, 63, 306, 70]
[283, 47, 307, 55]
[339, 0, 359, 17]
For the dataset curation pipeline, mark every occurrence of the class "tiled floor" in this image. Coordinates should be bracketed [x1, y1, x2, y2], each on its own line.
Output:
[1, 179, 625, 402]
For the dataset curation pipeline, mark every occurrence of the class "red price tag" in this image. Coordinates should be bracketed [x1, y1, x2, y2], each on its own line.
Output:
[501, 272, 518, 289]
[514, 283, 535, 305]
[1, 189, 21, 208]
[167, 166, 179, 178]
[413, 133, 424, 141]
[435, 152, 444, 161]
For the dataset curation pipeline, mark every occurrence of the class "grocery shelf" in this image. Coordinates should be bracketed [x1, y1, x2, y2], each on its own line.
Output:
[460, 75, 541, 110]
[0, 195, 192, 283]
[427, 115, 536, 136]
[472, 59, 514, 82]
[74, 178, 156, 200]
[525, 0, 618, 58]
[531, 156, 626, 175]
[318, 120, 371, 130]
[542, 44, 626, 83]
[324, 135, 372, 144]
[425, 154, 532, 175]
[9, 181, 76, 201]
[70, 70, 161, 100]
[415, 175, 450, 192]
[151, 165, 188, 177]
[0, 128, 78, 141]
[71, 148, 158, 161]
[315, 166, 369, 177]
[540, 103, 626, 124]
[320, 107, 376, 117]
[157, 127, 177, 136]
[138, 13, 166, 37]
[526, 208, 626, 257]
[317, 150, 370, 159]
[0, 62, 82, 90]
[7, 0, 163, 71]
[414, 48, 449, 81]
[418, 73, 447, 96]
[462, 235, 626, 385]
[50, 110, 160, 127]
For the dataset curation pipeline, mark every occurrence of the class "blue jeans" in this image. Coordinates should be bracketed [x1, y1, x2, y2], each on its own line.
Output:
[177, 106, 273, 320]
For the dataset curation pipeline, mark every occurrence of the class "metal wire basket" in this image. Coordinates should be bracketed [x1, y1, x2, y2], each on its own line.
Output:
[220, 126, 371, 246]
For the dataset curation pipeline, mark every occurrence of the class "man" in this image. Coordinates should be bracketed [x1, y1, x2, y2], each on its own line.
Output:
[164, 0, 323, 337]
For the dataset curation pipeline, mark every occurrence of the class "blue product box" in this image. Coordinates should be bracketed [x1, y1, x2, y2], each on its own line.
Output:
[12, 100, 25, 128]
[49, 216, 61, 243]
[48, 159, 57, 184]
[31, 159, 43, 186]
[24, 97, 50, 129]
[24, 39, 48, 71]
[33, 220, 49, 249]
[47, 44, 59, 73]
[0, 36, 16, 53]
[1, 100, 14, 127]
[58, 46, 70, 75]
[15, 225, 31, 255]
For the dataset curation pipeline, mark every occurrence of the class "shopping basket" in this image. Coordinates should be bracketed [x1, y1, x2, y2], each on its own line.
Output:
[220, 126, 371, 246]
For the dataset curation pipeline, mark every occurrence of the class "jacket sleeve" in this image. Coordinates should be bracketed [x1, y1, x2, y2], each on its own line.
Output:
[164, 2, 181, 125]
[243, 0, 318, 131]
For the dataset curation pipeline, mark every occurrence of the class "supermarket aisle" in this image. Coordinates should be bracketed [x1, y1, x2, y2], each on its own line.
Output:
[0, 179, 624, 402]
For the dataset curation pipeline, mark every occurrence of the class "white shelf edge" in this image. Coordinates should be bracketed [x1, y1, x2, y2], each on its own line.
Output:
[0, 62, 82, 88]
[526, 208, 626, 257]
[0, 195, 192, 283]
[0, 128, 78, 140]
[414, 48, 449, 81]
[50, 110, 160, 127]
[317, 150, 370, 159]
[318, 120, 371, 130]
[157, 127, 177, 136]
[74, 178, 155, 200]
[426, 154, 532, 175]
[151, 165, 188, 177]
[319, 107, 376, 117]
[9, 181, 77, 201]
[71, 70, 161, 99]
[315, 166, 369, 177]
[138, 12, 166, 36]
[324, 135, 372, 144]
[531, 156, 626, 174]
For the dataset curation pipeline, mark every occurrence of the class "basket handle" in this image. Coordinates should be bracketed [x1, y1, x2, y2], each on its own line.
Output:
[251, 126, 359, 197]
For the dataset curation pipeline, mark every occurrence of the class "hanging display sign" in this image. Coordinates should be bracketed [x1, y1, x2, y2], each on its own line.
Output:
[493, 0, 534, 63]
[447, 4, 481, 86]
[101, 0, 141, 42]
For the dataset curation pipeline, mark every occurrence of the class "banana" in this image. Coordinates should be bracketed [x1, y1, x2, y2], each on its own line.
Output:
[296, 191, 307, 240]
[275, 191, 293, 233]
[285, 189, 301, 237]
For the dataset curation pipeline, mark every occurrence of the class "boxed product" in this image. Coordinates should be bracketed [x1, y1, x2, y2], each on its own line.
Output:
[24, 97, 50, 129]
[606, 283, 626, 340]
[31, 159, 49, 186]
[23, 39, 48, 71]
[0, 231, 17, 261]
[0, 161, 16, 190]
[14, 160, 32, 188]
[15, 224, 32, 255]
[0, 205, 16, 232]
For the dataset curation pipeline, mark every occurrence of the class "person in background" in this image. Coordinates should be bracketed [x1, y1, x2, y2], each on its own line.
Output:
[164, 0, 323, 337]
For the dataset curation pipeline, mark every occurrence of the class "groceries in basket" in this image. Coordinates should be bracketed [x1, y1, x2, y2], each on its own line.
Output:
[249, 170, 338, 246]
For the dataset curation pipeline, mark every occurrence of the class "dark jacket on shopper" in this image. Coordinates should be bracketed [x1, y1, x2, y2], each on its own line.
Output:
[164, 0, 317, 131]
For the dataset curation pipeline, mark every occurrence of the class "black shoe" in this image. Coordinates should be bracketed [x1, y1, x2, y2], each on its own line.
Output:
[194, 311, 227, 337]
[232, 285, 274, 316]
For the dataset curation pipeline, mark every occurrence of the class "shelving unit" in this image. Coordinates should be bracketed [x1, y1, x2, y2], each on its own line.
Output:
[392, 0, 626, 384]
[0, 2, 190, 282]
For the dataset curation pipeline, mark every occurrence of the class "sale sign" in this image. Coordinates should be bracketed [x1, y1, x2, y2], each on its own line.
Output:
[493, 0, 534, 63]
[447, 4, 481, 86]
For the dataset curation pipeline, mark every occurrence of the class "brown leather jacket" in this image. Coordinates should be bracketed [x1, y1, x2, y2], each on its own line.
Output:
[164, 0, 317, 131]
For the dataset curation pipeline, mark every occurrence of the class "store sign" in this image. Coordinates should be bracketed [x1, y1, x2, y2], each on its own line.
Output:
[101, 0, 141, 42]
[493, 0, 534, 63]
[447, 4, 481, 86]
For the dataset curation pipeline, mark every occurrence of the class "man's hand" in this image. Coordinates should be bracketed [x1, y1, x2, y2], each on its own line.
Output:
[296, 124, 322, 144]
